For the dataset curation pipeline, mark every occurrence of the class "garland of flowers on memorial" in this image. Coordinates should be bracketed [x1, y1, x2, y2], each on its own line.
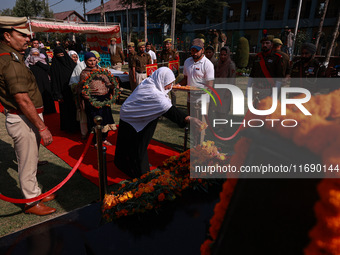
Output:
[101, 141, 228, 221]
[200, 89, 340, 255]
[82, 68, 120, 108]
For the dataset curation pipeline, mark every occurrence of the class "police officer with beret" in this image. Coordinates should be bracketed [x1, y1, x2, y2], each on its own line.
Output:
[290, 43, 326, 94]
[160, 38, 179, 105]
[272, 38, 291, 78]
[127, 42, 137, 91]
[0, 16, 56, 215]
[132, 42, 152, 86]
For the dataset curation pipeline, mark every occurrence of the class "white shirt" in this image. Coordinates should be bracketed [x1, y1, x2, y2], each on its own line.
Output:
[146, 49, 157, 64]
[183, 55, 214, 88]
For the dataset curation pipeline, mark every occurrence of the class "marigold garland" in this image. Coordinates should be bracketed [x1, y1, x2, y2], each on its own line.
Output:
[201, 89, 340, 255]
[102, 141, 227, 221]
[82, 68, 120, 109]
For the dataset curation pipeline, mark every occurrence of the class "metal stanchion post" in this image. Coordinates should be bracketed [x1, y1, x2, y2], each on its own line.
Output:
[94, 116, 108, 201]
[102, 146, 108, 194]
[184, 126, 189, 151]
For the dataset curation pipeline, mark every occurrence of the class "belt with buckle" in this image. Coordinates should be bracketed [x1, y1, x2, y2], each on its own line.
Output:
[137, 71, 146, 74]
[8, 107, 44, 115]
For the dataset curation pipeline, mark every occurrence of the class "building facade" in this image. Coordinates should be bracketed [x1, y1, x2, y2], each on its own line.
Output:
[87, 0, 339, 54]
[182, 0, 339, 53]
[86, 0, 164, 47]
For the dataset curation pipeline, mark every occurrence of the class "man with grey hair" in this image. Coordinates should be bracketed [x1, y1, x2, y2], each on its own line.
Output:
[0, 16, 56, 215]
[109, 37, 125, 71]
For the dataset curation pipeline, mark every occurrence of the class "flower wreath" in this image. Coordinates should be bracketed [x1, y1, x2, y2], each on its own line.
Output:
[82, 68, 120, 108]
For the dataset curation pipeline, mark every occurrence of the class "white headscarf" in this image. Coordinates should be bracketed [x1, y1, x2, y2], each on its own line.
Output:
[68, 50, 80, 64]
[120, 67, 175, 132]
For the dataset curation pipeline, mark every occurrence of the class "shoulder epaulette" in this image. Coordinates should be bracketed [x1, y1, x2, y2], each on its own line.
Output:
[274, 52, 283, 58]
[10, 52, 20, 62]
[0, 52, 20, 62]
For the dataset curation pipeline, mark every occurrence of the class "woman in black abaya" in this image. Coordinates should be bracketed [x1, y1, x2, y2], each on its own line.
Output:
[25, 48, 56, 114]
[50, 46, 78, 132]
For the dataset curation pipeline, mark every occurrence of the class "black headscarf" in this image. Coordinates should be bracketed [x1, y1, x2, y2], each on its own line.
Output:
[50, 46, 77, 100]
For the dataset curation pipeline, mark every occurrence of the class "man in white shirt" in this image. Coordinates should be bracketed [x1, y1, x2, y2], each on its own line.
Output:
[178, 38, 214, 144]
[145, 42, 157, 64]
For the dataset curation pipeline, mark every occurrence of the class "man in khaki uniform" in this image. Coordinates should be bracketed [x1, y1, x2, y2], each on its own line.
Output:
[160, 38, 179, 105]
[132, 42, 151, 86]
[160, 38, 179, 65]
[273, 38, 291, 78]
[109, 37, 125, 71]
[127, 42, 137, 91]
[0, 16, 56, 215]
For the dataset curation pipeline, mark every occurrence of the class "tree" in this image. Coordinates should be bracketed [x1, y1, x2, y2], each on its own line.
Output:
[74, 0, 94, 21]
[324, 10, 340, 67]
[315, 0, 329, 54]
[12, 0, 50, 18]
[120, 0, 227, 42]
[42, 0, 53, 18]
[100, 0, 106, 23]
[0, 8, 13, 16]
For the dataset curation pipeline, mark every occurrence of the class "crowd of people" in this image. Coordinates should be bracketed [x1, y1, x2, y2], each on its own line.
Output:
[0, 15, 336, 216]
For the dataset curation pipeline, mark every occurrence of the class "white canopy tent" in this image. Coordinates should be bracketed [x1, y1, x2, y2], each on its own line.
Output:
[28, 18, 122, 53]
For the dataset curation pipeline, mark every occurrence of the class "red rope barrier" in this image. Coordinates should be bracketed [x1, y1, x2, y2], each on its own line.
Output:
[0, 132, 94, 204]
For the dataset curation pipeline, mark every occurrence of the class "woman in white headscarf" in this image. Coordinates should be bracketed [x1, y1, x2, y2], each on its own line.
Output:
[114, 67, 203, 178]
[68, 50, 87, 138]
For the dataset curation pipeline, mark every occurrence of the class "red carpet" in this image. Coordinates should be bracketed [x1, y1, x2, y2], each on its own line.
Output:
[43, 102, 180, 186]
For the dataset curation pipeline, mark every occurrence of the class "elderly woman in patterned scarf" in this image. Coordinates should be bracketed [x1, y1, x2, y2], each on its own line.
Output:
[78, 52, 117, 146]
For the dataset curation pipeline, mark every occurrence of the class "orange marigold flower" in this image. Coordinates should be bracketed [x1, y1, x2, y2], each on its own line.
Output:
[158, 193, 165, 202]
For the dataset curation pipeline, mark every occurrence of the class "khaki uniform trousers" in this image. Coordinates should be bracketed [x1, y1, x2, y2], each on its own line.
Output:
[136, 72, 147, 87]
[5, 113, 42, 203]
[129, 68, 137, 91]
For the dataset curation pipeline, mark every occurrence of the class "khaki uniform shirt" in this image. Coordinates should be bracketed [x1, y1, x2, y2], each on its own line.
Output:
[273, 50, 291, 76]
[0, 43, 42, 110]
[128, 51, 137, 69]
[160, 49, 179, 63]
[133, 52, 151, 73]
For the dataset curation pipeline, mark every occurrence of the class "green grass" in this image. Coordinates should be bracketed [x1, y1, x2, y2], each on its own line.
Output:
[0, 77, 249, 238]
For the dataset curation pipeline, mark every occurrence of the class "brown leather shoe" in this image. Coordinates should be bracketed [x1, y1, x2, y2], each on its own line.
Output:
[24, 202, 56, 216]
[42, 193, 56, 202]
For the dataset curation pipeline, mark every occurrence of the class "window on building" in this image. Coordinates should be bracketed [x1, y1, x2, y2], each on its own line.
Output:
[123, 14, 126, 28]
[132, 14, 138, 27]
[116, 15, 121, 24]
[302, 0, 312, 18]
[140, 12, 144, 27]
[229, 9, 234, 18]
[265, 5, 275, 20]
